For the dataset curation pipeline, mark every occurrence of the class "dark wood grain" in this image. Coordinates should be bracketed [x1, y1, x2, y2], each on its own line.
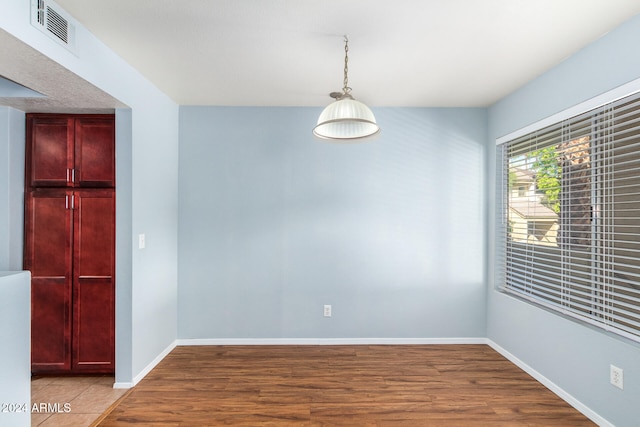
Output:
[99, 345, 595, 426]
[75, 116, 116, 188]
[26, 189, 73, 373]
[26, 115, 74, 188]
[72, 190, 116, 372]
[26, 113, 116, 375]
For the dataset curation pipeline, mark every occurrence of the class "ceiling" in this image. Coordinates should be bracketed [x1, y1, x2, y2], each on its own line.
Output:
[0, 29, 125, 113]
[3, 0, 640, 111]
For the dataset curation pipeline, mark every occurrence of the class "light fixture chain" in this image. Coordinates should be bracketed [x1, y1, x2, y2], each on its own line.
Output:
[343, 36, 351, 94]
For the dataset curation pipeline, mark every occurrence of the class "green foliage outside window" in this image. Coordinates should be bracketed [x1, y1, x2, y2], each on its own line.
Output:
[529, 146, 561, 213]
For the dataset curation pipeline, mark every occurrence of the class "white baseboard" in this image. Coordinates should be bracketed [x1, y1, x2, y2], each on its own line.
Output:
[176, 337, 488, 346]
[486, 340, 612, 427]
[114, 338, 484, 388]
[113, 381, 134, 389]
[114, 340, 177, 389]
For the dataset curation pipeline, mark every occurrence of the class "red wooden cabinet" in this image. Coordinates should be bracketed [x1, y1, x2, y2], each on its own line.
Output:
[26, 116, 74, 188]
[24, 189, 73, 372]
[74, 118, 116, 187]
[25, 114, 115, 375]
[72, 190, 115, 373]
[26, 115, 115, 188]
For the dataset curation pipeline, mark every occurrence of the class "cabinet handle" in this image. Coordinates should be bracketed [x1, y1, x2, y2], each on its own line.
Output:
[66, 168, 70, 183]
[64, 195, 75, 210]
[71, 168, 75, 183]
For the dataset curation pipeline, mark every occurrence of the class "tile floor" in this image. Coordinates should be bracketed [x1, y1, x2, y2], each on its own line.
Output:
[31, 376, 127, 427]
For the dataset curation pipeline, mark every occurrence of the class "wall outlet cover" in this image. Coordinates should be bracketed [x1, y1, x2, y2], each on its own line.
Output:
[610, 364, 624, 390]
[323, 305, 332, 317]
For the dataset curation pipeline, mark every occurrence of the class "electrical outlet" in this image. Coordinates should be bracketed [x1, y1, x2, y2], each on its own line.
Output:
[323, 304, 332, 317]
[610, 365, 624, 390]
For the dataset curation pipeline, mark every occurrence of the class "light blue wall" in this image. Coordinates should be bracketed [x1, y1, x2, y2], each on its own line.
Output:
[487, 14, 640, 427]
[0, 271, 30, 427]
[129, 103, 179, 379]
[115, 108, 133, 384]
[0, 107, 9, 271]
[0, 1, 179, 385]
[178, 106, 487, 339]
[0, 107, 24, 271]
[4, 2, 640, 423]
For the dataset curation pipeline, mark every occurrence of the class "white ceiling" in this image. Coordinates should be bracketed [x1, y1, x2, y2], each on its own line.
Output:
[3, 0, 640, 110]
[52, 0, 640, 107]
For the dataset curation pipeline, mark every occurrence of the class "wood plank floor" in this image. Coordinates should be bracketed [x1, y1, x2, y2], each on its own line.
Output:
[98, 345, 595, 426]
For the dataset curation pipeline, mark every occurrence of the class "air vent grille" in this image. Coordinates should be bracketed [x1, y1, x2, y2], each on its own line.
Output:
[46, 6, 69, 44]
[35, 0, 45, 25]
[31, 0, 77, 55]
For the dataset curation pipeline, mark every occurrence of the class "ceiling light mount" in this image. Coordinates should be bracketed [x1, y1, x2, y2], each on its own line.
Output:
[313, 36, 380, 141]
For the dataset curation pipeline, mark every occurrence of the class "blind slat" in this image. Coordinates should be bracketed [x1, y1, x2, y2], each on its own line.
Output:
[497, 90, 640, 343]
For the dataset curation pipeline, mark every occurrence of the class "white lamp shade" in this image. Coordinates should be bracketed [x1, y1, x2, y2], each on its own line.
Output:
[313, 97, 380, 141]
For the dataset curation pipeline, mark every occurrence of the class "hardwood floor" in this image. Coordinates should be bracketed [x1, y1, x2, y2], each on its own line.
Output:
[98, 345, 595, 426]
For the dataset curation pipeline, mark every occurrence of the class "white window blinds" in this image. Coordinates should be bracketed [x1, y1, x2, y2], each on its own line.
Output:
[496, 92, 640, 343]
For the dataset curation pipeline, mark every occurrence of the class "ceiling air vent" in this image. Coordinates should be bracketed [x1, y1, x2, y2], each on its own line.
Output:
[31, 0, 77, 55]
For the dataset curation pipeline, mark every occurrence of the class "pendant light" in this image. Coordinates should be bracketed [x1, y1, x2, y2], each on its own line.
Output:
[313, 36, 380, 141]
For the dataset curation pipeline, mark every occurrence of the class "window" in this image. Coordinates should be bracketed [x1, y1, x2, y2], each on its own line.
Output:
[497, 92, 640, 343]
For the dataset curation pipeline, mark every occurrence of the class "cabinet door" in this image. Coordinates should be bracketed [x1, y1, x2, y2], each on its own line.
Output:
[75, 117, 115, 188]
[24, 190, 73, 373]
[72, 190, 115, 373]
[26, 116, 74, 188]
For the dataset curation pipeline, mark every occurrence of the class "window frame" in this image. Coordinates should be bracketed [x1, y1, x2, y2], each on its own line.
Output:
[495, 80, 640, 344]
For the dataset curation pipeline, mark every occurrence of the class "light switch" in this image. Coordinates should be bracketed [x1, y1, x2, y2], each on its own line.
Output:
[138, 233, 145, 249]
